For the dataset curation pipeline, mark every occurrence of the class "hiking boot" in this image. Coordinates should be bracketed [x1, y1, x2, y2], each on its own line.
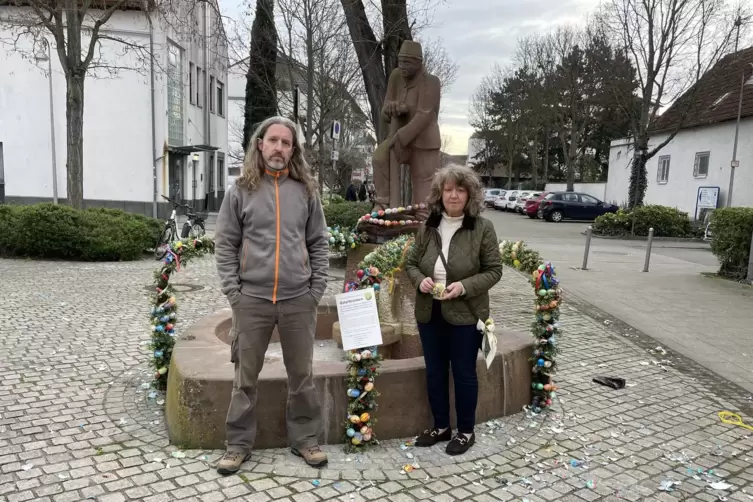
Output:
[415, 427, 452, 447]
[216, 450, 252, 475]
[446, 432, 475, 455]
[292, 445, 328, 467]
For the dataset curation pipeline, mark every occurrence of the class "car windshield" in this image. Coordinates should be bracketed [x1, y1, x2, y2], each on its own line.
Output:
[544, 193, 557, 200]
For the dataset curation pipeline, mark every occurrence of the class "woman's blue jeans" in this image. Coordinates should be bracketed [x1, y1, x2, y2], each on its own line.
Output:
[417, 300, 482, 434]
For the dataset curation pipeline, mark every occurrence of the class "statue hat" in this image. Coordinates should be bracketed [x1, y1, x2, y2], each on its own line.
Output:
[399, 40, 423, 60]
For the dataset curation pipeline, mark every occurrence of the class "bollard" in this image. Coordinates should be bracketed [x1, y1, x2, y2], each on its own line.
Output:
[582, 226, 593, 270]
[643, 227, 655, 272]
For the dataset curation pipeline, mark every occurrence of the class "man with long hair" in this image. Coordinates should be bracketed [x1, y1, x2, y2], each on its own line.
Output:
[214, 116, 329, 474]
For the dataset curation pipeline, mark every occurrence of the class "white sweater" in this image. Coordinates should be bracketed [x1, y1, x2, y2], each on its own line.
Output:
[433, 213, 464, 286]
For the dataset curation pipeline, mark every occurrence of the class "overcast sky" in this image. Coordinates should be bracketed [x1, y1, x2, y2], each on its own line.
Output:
[221, 0, 602, 155]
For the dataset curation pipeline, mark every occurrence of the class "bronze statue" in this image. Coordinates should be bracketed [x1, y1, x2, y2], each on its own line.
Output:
[372, 40, 441, 210]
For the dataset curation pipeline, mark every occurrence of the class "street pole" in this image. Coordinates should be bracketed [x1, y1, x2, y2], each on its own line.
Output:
[331, 138, 337, 197]
[45, 41, 58, 204]
[727, 72, 744, 207]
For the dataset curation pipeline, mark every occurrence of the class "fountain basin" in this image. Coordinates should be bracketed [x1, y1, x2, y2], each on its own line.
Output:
[165, 300, 533, 450]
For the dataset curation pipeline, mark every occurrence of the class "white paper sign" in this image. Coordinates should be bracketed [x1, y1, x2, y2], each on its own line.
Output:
[335, 287, 383, 351]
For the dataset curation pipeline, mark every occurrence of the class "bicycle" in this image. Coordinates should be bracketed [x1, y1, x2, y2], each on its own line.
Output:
[154, 192, 207, 260]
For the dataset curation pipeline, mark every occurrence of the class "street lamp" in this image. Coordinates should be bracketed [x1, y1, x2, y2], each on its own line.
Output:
[34, 39, 58, 204]
[726, 62, 753, 207]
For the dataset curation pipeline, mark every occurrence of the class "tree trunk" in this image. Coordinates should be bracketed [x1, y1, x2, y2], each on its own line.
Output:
[566, 129, 577, 192]
[381, 0, 411, 78]
[304, 0, 314, 149]
[530, 136, 538, 188]
[628, 139, 648, 209]
[66, 73, 85, 209]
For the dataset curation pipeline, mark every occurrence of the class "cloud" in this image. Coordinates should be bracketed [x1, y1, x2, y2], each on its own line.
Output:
[420, 0, 601, 154]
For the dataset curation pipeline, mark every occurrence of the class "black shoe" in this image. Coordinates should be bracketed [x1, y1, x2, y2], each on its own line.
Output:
[415, 427, 452, 447]
[446, 432, 474, 455]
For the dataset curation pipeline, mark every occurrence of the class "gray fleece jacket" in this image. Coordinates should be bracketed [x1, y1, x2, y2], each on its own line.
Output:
[214, 168, 329, 306]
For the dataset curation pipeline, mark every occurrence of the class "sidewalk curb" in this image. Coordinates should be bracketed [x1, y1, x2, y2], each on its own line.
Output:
[503, 264, 753, 415]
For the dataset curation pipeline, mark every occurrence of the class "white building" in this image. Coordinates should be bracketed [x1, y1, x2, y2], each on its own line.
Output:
[0, 1, 229, 217]
[606, 47, 753, 218]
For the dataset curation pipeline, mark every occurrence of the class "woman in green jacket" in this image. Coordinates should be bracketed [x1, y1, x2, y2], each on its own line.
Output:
[405, 164, 503, 455]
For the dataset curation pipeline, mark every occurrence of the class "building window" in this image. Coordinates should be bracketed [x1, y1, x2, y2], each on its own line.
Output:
[657, 156, 670, 184]
[167, 44, 184, 146]
[196, 66, 202, 107]
[693, 152, 710, 178]
[217, 81, 225, 117]
[217, 153, 225, 190]
[209, 76, 215, 113]
[189, 62, 195, 105]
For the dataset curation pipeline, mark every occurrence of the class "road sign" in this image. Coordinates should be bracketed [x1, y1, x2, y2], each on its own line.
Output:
[731, 160, 740, 168]
[330, 121, 341, 140]
[331, 150, 339, 161]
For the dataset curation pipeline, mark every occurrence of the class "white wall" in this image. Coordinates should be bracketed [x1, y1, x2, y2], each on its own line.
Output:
[606, 118, 753, 217]
[544, 183, 607, 200]
[0, 5, 228, 209]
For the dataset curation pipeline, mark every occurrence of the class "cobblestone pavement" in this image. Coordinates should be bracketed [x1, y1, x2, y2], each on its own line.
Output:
[1, 255, 753, 502]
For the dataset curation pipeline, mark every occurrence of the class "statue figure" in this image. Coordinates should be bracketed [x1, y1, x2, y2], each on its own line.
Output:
[372, 40, 441, 210]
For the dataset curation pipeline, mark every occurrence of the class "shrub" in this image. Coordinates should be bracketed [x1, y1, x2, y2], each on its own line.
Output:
[0, 203, 162, 261]
[709, 207, 753, 280]
[323, 201, 372, 229]
[592, 205, 695, 238]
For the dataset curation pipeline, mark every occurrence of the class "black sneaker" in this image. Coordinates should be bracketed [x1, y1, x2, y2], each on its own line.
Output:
[415, 427, 451, 447]
[446, 432, 474, 455]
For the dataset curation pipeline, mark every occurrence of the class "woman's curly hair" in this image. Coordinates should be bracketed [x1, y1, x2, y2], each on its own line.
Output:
[425, 163, 484, 217]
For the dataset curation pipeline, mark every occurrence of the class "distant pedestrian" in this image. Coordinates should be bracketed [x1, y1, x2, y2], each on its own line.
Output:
[345, 181, 358, 201]
[214, 116, 329, 474]
[358, 181, 367, 201]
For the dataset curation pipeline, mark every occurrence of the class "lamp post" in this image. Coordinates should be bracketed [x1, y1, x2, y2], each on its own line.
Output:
[35, 39, 58, 204]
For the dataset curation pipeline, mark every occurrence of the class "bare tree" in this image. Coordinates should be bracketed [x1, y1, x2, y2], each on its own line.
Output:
[600, 0, 747, 207]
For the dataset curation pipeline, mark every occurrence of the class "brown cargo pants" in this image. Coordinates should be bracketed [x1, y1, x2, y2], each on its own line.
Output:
[225, 292, 321, 452]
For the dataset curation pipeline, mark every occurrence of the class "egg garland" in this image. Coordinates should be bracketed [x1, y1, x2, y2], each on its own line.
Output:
[343, 345, 381, 452]
[356, 204, 426, 228]
[148, 237, 215, 391]
[528, 261, 561, 414]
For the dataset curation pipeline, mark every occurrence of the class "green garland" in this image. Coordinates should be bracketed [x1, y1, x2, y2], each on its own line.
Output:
[327, 225, 367, 253]
[341, 234, 415, 452]
[498, 240, 561, 414]
[148, 236, 215, 390]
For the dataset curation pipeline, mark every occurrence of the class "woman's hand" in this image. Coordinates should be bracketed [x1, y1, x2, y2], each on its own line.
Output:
[419, 277, 435, 294]
[442, 282, 464, 300]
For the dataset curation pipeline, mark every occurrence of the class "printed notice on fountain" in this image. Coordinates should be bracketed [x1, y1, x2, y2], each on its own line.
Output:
[335, 287, 383, 351]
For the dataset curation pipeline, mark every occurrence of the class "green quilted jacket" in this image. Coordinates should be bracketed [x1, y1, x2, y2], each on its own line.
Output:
[405, 212, 503, 325]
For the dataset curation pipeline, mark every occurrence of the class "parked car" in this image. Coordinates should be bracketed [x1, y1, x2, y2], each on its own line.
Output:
[514, 191, 542, 213]
[483, 188, 505, 208]
[497, 190, 519, 211]
[493, 194, 508, 210]
[524, 192, 549, 218]
[539, 192, 618, 222]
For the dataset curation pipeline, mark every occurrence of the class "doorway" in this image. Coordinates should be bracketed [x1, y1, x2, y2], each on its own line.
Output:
[168, 154, 184, 202]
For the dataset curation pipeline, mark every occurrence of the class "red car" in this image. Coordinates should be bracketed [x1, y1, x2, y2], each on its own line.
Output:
[524, 192, 549, 218]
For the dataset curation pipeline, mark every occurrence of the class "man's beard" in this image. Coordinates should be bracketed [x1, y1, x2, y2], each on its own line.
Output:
[265, 156, 287, 171]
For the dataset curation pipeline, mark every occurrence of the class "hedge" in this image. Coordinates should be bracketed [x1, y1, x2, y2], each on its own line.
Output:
[592, 205, 699, 238]
[709, 207, 753, 280]
[0, 203, 163, 261]
[323, 201, 372, 230]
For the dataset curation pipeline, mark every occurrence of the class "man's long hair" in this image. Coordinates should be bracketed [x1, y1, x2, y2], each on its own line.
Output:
[237, 116, 319, 196]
